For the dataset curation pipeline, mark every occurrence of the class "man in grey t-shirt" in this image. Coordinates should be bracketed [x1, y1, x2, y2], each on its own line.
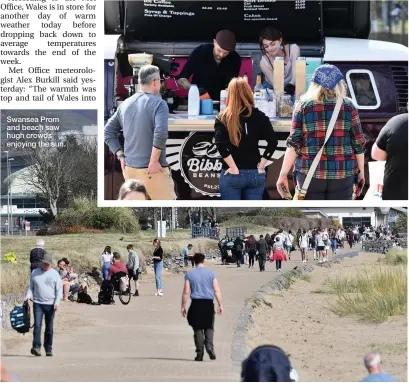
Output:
[104, 64, 176, 200]
[181, 253, 223, 362]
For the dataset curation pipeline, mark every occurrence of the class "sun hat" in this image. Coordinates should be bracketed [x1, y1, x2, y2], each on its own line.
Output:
[311, 64, 344, 90]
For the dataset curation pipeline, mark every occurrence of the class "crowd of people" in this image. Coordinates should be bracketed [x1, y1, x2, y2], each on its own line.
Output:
[105, 27, 408, 201]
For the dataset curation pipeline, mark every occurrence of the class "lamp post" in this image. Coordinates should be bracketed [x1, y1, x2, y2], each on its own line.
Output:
[8, 158, 14, 236]
[3, 151, 10, 236]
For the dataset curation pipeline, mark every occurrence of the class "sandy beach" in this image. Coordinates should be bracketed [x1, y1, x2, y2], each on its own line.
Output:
[246, 253, 407, 382]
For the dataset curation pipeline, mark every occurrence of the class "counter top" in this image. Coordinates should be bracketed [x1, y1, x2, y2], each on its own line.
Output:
[168, 111, 291, 132]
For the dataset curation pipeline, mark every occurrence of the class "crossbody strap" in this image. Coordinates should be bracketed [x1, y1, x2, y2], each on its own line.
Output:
[299, 97, 343, 196]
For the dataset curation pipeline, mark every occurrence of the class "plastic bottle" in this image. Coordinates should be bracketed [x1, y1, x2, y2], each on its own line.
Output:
[188, 84, 200, 116]
[253, 75, 266, 113]
[254, 74, 264, 92]
[220, 89, 227, 112]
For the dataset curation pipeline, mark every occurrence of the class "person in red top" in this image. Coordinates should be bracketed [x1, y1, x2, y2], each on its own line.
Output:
[108, 252, 127, 280]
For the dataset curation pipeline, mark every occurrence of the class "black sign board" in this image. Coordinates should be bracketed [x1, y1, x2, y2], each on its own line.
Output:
[123, 0, 322, 45]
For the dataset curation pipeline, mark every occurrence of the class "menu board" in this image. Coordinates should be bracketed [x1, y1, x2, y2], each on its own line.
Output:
[123, 0, 322, 44]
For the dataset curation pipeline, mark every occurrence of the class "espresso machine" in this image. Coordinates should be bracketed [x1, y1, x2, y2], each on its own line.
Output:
[124, 53, 154, 96]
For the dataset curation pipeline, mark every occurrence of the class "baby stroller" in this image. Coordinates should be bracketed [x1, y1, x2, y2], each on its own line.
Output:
[222, 241, 235, 265]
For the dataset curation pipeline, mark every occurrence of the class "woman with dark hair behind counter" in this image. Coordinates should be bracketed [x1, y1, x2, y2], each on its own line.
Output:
[259, 27, 300, 95]
[214, 77, 278, 200]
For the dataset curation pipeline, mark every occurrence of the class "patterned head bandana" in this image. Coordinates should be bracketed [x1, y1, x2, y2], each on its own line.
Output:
[311, 64, 344, 90]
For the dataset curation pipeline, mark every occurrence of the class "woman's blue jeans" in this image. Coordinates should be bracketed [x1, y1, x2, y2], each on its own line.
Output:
[154, 261, 163, 289]
[219, 169, 266, 200]
[102, 262, 111, 280]
[331, 239, 337, 252]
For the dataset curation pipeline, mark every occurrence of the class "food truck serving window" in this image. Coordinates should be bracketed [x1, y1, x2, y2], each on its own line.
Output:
[122, 0, 322, 45]
[346, 70, 381, 110]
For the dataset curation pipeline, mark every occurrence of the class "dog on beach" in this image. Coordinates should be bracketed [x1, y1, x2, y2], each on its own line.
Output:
[76, 286, 100, 305]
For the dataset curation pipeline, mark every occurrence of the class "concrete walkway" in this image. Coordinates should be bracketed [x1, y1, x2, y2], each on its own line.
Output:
[2, 249, 354, 382]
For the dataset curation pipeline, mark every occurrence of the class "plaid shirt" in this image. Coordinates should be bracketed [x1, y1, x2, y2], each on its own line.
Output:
[287, 98, 366, 179]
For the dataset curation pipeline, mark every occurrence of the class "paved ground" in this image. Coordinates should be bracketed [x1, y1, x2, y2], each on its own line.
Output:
[2, 248, 355, 382]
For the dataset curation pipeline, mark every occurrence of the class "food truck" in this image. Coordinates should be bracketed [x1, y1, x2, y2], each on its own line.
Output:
[104, 0, 408, 200]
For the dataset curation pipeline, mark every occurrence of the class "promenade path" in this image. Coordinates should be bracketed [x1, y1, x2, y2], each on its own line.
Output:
[2, 249, 354, 382]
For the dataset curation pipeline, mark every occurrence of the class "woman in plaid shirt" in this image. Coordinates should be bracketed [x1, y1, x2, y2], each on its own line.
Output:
[276, 64, 366, 200]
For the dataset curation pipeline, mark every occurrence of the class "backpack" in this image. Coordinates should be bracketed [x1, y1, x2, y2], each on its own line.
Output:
[98, 280, 114, 305]
[119, 275, 129, 292]
[235, 242, 243, 252]
[10, 301, 32, 334]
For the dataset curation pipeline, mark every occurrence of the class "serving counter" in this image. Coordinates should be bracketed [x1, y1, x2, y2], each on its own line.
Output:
[104, 112, 291, 200]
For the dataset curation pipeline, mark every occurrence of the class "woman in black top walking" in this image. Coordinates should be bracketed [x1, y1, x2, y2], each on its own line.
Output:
[214, 77, 278, 200]
[233, 237, 243, 268]
[152, 239, 164, 296]
[245, 235, 257, 268]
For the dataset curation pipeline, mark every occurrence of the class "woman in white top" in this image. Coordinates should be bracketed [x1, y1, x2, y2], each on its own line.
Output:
[299, 230, 309, 264]
[315, 230, 326, 263]
[258, 27, 301, 94]
[100, 245, 113, 280]
[285, 230, 294, 260]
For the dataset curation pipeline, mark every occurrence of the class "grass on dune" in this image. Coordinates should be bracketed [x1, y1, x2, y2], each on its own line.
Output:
[324, 265, 407, 323]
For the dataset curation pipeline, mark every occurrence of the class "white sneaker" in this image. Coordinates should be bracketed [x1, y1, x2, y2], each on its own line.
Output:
[158, 292, 163, 296]
[155, 292, 159, 296]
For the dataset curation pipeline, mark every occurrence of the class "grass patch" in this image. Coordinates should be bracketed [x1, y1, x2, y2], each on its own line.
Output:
[1, 232, 218, 297]
[325, 265, 407, 323]
[380, 249, 408, 266]
[368, 342, 408, 355]
[299, 274, 312, 282]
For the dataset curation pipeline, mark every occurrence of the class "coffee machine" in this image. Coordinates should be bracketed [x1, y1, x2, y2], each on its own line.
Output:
[124, 53, 154, 96]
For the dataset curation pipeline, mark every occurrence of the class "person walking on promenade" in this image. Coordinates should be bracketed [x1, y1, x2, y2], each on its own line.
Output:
[316, 229, 326, 263]
[299, 230, 309, 263]
[246, 235, 257, 268]
[347, 229, 354, 249]
[270, 237, 287, 272]
[284, 231, 294, 260]
[29, 240, 46, 273]
[100, 246, 113, 280]
[214, 77, 278, 200]
[277, 64, 366, 200]
[181, 253, 223, 362]
[360, 352, 397, 382]
[126, 244, 140, 297]
[257, 235, 268, 272]
[104, 65, 176, 200]
[265, 234, 272, 259]
[233, 237, 243, 268]
[25, 253, 62, 357]
[152, 239, 164, 296]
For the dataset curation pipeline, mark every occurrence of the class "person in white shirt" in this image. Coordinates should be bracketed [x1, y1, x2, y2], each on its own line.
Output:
[100, 246, 113, 280]
[315, 230, 326, 263]
[285, 231, 294, 260]
[299, 230, 309, 263]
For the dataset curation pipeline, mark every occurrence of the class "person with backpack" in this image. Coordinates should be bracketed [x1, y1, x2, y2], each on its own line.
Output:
[25, 253, 62, 357]
[322, 229, 330, 261]
[257, 235, 268, 272]
[315, 229, 326, 263]
[126, 244, 140, 297]
[284, 231, 294, 260]
[299, 230, 309, 264]
[233, 237, 243, 268]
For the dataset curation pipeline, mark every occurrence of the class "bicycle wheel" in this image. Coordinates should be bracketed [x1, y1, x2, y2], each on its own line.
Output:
[118, 281, 131, 305]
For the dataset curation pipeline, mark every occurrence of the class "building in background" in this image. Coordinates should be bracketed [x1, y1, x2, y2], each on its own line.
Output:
[302, 207, 406, 228]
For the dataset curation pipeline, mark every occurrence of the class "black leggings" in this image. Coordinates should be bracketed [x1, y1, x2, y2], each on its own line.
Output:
[248, 250, 256, 267]
[296, 173, 355, 200]
[275, 260, 282, 270]
[234, 251, 241, 266]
